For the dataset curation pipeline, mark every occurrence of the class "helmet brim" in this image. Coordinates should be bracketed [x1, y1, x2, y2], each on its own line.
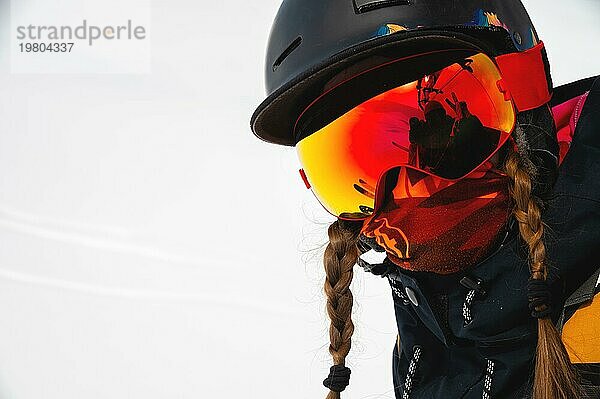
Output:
[250, 29, 507, 147]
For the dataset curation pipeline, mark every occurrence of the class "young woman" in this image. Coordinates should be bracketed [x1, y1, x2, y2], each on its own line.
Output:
[250, 1, 600, 398]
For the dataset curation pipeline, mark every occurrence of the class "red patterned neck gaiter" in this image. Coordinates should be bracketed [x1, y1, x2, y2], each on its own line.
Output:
[360, 165, 512, 275]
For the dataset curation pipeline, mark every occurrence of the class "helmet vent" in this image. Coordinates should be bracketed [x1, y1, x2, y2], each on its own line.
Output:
[273, 36, 302, 72]
[353, 0, 411, 14]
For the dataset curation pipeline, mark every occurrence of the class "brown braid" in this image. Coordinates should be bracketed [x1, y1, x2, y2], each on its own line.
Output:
[504, 146, 581, 399]
[323, 219, 363, 398]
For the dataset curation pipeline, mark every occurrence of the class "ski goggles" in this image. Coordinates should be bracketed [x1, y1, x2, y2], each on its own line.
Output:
[294, 42, 551, 220]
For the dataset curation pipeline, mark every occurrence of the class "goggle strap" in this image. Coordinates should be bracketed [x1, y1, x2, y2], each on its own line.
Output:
[495, 41, 552, 113]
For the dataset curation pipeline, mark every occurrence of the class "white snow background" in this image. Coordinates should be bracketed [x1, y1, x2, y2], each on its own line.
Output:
[0, 0, 598, 398]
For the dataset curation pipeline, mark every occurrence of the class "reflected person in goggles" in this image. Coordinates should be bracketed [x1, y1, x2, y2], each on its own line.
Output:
[408, 95, 501, 179]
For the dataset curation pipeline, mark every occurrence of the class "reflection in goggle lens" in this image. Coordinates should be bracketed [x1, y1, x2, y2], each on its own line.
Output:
[295, 51, 515, 219]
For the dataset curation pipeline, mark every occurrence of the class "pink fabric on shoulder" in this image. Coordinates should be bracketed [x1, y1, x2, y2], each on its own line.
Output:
[552, 92, 590, 165]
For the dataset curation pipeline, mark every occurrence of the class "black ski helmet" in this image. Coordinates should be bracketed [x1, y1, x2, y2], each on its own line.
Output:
[250, 0, 551, 147]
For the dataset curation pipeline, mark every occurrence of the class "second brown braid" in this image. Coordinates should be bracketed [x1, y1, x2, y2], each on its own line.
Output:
[323, 219, 363, 399]
[504, 146, 581, 399]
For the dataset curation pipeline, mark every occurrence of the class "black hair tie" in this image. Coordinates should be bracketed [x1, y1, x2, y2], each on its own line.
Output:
[527, 278, 552, 319]
[323, 365, 351, 393]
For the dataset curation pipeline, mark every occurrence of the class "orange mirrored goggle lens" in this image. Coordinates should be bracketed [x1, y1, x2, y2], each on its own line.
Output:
[295, 51, 516, 220]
